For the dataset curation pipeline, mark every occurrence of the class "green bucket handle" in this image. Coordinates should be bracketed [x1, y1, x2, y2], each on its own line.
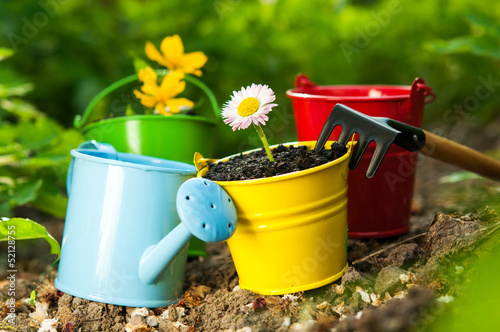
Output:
[74, 69, 221, 129]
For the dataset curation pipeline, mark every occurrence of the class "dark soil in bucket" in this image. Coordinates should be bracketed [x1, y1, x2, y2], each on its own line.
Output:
[203, 143, 347, 181]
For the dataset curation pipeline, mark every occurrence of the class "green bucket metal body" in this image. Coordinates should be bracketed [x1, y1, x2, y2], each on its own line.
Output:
[74, 71, 221, 257]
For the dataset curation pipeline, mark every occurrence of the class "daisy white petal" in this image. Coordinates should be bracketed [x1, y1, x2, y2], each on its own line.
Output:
[222, 84, 277, 131]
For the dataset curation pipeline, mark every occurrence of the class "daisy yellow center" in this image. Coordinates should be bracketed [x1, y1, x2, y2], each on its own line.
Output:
[237, 97, 260, 117]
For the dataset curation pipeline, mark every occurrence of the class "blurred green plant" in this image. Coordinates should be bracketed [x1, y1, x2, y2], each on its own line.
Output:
[439, 171, 483, 184]
[435, 174, 500, 214]
[1, 0, 498, 157]
[0, 217, 61, 260]
[28, 290, 37, 306]
[424, 12, 500, 122]
[426, 13, 500, 60]
[0, 49, 83, 217]
[427, 207, 500, 332]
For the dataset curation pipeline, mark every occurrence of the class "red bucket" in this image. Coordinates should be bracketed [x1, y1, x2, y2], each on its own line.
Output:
[286, 74, 435, 238]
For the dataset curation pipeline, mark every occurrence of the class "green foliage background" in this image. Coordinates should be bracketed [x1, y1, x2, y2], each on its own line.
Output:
[0, 0, 499, 157]
[0, 51, 83, 217]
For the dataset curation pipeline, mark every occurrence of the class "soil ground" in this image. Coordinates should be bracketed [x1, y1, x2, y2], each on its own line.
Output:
[1, 117, 500, 332]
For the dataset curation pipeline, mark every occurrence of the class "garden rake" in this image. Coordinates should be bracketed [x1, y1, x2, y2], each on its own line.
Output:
[314, 103, 500, 180]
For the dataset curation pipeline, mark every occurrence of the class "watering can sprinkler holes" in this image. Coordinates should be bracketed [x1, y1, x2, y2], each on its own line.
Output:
[139, 178, 237, 285]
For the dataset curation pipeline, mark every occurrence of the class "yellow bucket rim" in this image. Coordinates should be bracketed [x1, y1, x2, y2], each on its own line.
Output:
[197, 141, 353, 186]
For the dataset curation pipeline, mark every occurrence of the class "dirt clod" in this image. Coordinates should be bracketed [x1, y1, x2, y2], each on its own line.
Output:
[336, 287, 436, 332]
[374, 266, 407, 295]
[252, 297, 266, 310]
[382, 243, 422, 268]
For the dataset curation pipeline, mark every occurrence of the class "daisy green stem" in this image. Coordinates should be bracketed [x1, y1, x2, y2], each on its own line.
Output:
[254, 124, 274, 162]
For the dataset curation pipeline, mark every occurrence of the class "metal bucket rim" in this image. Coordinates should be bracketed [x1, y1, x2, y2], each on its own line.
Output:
[286, 84, 414, 102]
[81, 113, 218, 133]
[198, 141, 353, 186]
[71, 149, 197, 175]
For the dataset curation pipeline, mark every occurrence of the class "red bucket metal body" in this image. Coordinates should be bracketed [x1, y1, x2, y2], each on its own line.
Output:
[286, 74, 435, 238]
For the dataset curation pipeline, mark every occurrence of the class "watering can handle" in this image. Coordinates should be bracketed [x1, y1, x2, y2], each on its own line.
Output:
[66, 141, 117, 194]
[73, 70, 221, 129]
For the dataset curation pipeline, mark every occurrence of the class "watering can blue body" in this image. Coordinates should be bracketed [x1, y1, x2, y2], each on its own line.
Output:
[55, 141, 237, 308]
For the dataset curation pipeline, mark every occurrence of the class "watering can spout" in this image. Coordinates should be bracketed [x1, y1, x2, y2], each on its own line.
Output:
[139, 178, 238, 285]
[139, 223, 192, 285]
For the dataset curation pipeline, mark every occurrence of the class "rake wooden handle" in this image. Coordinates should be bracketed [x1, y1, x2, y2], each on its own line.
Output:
[421, 130, 500, 181]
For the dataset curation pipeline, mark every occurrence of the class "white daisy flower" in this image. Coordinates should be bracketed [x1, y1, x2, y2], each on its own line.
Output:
[222, 83, 278, 131]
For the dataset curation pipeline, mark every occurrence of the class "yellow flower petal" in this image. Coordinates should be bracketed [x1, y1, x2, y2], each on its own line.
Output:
[155, 102, 166, 115]
[145, 41, 169, 67]
[138, 67, 157, 85]
[164, 69, 185, 82]
[191, 69, 202, 77]
[141, 84, 158, 95]
[160, 34, 184, 69]
[166, 98, 194, 113]
[133, 90, 157, 108]
[160, 70, 186, 97]
[180, 51, 208, 76]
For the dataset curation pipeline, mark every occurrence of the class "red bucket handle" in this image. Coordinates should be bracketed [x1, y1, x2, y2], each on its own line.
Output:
[294, 73, 317, 89]
[410, 77, 436, 106]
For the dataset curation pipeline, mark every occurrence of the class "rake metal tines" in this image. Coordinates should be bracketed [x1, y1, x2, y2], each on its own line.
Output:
[314, 104, 425, 179]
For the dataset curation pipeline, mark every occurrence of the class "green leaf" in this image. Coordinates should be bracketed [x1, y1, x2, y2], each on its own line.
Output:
[29, 290, 36, 306]
[0, 48, 14, 61]
[426, 13, 500, 60]
[40, 128, 83, 157]
[440, 171, 483, 184]
[0, 217, 61, 260]
[465, 13, 500, 35]
[426, 37, 475, 54]
[0, 125, 19, 146]
[11, 179, 43, 206]
[17, 117, 61, 150]
[125, 104, 136, 116]
[0, 201, 12, 217]
[0, 154, 17, 166]
[478, 206, 500, 224]
[130, 51, 150, 74]
[0, 98, 41, 121]
[23, 154, 68, 168]
[0, 83, 34, 98]
[31, 191, 68, 219]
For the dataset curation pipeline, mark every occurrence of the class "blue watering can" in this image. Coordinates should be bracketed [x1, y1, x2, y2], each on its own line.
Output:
[55, 141, 237, 308]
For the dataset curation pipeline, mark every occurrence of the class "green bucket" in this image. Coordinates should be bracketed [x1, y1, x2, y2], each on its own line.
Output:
[74, 70, 221, 257]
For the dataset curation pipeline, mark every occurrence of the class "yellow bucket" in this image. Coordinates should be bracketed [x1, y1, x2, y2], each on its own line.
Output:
[198, 141, 353, 295]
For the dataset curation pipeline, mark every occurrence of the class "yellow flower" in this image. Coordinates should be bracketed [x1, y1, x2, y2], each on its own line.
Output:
[145, 34, 208, 77]
[133, 67, 194, 115]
